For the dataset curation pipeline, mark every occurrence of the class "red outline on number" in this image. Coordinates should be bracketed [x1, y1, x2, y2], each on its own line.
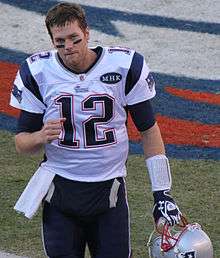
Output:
[2, 61, 219, 150]
[55, 94, 80, 149]
[82, 94, 117, 148]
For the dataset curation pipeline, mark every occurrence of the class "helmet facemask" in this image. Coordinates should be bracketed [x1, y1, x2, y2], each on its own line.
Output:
[147, 217, 213, 258]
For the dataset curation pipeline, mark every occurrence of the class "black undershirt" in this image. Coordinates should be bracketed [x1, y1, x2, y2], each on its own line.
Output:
[17, 100, 155, 133]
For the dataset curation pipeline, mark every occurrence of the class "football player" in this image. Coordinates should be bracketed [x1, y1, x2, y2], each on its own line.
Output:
[10, 2, 182, 258]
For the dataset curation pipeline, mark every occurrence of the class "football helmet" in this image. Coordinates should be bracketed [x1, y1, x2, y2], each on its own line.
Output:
[148, 217, 213, 258]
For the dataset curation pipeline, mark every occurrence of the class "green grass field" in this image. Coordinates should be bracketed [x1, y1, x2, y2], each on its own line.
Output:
[0, 130, 219, 258]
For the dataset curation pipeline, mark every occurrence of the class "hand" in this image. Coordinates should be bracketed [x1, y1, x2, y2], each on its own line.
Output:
[152, 190, 182, 226]
[38, 118, 66, 144]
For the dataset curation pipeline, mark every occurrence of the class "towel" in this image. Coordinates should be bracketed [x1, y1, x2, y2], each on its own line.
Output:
[14, 166, 55, 219]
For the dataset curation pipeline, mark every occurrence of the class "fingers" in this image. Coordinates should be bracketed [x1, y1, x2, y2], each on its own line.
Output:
[47, 118, 66, 123]
[166, 208, 182, 226]
[153, 203, 182, 226]
[169, 214, 181, 226]
[153, 191, 182, 227]
[40, 118, 66, 143]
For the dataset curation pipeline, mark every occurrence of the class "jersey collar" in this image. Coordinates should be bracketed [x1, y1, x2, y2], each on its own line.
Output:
[55, 46, 103, 75]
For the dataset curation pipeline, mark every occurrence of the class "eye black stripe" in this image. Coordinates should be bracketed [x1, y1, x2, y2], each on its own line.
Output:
[56, 44, 65, 48]
[73, 39, 82, 44]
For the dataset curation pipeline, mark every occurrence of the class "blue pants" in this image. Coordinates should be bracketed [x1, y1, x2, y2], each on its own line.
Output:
[42, 176, 131, 258]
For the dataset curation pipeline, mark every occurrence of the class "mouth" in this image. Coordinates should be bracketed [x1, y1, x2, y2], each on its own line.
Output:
[65, 52, 78, 56]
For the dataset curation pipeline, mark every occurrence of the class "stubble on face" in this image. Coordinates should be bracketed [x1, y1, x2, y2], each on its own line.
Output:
[50, 21, 92, 72]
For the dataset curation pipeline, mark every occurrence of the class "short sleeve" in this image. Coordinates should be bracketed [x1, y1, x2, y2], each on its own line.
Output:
[125, 52, 156, 105]
[10, 61, 46, 114]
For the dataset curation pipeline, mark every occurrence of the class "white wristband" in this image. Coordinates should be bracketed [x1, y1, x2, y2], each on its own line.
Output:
[146, 154, 172, 192]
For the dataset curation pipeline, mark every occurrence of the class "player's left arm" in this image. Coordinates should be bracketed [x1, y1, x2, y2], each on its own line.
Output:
[125, 51, 181, 226]
[140, 123, 182, 226]
[128, 100, 182, 226]
[140, 122, 165, 158]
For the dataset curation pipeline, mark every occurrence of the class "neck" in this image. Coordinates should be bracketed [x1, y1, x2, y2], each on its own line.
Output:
[66, 49, 97, 73]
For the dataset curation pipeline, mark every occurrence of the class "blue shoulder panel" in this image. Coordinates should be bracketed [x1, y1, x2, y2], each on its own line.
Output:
[19, 61, 44, 104]
[125, 52, 144, 96]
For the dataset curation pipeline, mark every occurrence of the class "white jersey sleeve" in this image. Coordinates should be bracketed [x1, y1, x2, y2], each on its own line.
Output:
[10, 59, 46, 114]
[124, 51, 156, 105]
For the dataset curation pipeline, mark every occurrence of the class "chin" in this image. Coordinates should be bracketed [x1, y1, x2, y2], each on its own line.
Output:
[67, 60, 79, 69]
[65, 56, 77, 66]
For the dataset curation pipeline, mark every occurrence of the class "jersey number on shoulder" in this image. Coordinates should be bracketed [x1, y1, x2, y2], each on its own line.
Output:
[30, 52, 51, 63]
[55, 94, 116, 148]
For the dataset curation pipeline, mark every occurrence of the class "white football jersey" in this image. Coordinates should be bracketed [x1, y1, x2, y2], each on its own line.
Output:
[10, 46, 156, 182]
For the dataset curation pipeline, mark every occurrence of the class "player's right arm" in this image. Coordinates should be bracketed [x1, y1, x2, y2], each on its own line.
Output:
[15, 116, 65, 154]
[10, 58, 64, 154]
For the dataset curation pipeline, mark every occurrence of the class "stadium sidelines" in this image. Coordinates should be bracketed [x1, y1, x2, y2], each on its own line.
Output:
[0, 0, 219, 160]
[0, 0, 219, 257]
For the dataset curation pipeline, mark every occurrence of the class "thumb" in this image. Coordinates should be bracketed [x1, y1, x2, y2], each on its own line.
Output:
[60, 117, 66, 123]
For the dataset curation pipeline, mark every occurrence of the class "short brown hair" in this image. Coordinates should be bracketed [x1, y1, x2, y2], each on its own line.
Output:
[45, 2, 88, 40]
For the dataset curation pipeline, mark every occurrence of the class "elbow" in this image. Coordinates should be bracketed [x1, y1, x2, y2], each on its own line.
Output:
[15, 133, 30, 154]
[15, 134, 23, 154]
[15, 144, 23, 154]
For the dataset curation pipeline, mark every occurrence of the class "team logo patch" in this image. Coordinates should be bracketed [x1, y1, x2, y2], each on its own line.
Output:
[12, 84, 22, 103]
[178, 251, 196, 258]
[100, 72, 122, 84]
[146, 72, 155, 91]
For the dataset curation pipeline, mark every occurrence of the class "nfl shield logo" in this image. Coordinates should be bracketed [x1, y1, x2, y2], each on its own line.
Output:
[79, 75, 85, 81]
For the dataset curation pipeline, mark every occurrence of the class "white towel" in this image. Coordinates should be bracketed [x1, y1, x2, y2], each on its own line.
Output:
[14, 166, 55, 219]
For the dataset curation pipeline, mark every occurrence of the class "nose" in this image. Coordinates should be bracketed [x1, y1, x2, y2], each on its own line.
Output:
[65, 39, 74, 50]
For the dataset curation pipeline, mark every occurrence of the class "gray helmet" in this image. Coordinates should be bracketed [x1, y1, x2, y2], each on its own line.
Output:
[148, 220, 213, 258]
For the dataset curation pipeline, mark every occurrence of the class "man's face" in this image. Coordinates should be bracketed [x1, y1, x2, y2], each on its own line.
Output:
[50, 20, 89, 69]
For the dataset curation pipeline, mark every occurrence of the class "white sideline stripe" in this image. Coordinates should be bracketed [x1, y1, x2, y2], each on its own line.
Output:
[0, 2, 219, 80]
[0, 251, 28, 258]
[60, 0, 220, 23]
[0, 3, 50, 54]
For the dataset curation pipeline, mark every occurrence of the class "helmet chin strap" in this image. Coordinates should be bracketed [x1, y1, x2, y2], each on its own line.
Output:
[161, 222, 180, 252]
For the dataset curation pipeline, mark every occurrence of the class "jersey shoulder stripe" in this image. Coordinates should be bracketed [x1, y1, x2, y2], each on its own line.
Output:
[19, 60, 44, 104]
[125, 52, 144, 96]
